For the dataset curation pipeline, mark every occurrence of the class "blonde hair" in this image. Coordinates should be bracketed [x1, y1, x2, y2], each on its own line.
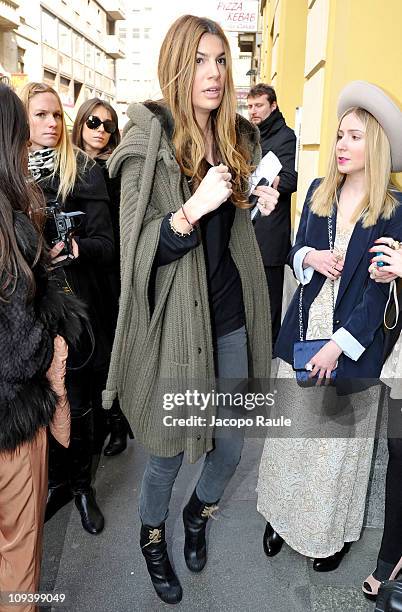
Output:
[311, 107, 398, 227]
[19, 82, 78, 202]
[158, 15, 252, 208]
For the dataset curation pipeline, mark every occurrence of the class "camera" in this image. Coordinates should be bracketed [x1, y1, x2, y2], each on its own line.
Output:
[44, 201, 85, 265]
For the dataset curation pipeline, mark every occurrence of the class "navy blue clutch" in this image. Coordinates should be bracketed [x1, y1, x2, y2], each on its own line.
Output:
[293, 339, 337, 387]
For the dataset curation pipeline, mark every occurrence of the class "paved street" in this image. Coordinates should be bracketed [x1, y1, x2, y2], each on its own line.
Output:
[39, 270, 387, 612]
[40, 434, 385, 612]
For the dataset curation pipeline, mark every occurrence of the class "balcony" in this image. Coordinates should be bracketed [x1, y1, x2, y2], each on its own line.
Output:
[98, 0, 125, 21]
[0, 0, 20, 31]
[104, 34, 125, 59]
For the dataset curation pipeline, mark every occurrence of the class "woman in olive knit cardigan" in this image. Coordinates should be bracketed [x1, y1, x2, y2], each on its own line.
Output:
[103, 15, 277, 604]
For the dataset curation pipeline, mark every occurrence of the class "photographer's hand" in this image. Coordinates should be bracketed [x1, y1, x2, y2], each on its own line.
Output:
[49, 241, 68, 266]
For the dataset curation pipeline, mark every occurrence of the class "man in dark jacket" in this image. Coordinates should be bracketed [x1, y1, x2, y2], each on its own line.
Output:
[247, 83, 298, 348]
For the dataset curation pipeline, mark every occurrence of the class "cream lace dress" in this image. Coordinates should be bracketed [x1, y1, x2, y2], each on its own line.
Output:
[257, 223, 380, 558]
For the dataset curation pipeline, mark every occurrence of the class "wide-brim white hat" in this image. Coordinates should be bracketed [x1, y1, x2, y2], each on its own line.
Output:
[337, 80, 402, 172]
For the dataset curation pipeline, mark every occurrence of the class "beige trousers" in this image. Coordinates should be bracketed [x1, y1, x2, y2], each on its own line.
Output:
[0, 428, 47, 612]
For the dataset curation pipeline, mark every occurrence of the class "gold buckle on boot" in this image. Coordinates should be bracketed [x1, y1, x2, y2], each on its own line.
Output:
[142, 528, 162, 548]
[201, 504, 219, 520]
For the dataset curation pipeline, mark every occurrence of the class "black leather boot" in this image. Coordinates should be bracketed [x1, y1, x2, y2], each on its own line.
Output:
[313, 542, 351, 572]
[182, 489, 219, 572]
[263, 521, 284, 557]
[74, 488, 104, 534]
[45, 434, 73, 522]
[70, 409, 105, 534]
[103, 402, 134, 456]
[140, 523, 182, 604]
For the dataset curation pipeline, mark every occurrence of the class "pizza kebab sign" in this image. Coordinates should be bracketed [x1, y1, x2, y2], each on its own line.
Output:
[212, 1, 259, 32]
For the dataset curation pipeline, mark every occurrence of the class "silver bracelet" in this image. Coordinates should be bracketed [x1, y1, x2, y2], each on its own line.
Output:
[168, 211, 194, 237]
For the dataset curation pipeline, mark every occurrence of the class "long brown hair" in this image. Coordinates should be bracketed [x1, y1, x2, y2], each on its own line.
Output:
[0, 84, 45, 301]
[311, 107, 398, 227]
[19, 82, 78, 203]
[72, 97, 120, 155]
[158, 15, 252, 208]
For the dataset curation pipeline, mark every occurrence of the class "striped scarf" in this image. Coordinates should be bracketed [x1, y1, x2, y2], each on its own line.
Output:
[28, 147, 55, 182]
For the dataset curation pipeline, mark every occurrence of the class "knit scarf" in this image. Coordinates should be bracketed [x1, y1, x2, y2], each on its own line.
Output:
[28, 148, 56, 182]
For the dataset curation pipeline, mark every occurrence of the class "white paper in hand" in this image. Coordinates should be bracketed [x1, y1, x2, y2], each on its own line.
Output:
[249, 151, 282, 221]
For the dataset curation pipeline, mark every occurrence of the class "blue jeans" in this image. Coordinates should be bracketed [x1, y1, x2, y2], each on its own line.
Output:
[139, 325, 248, 526]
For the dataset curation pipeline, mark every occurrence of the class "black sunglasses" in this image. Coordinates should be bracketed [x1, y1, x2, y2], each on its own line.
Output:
[85, 115, 117, 134]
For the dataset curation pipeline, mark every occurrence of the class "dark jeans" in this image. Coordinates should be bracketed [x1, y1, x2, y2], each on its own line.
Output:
[139, 325, 248, 526]
[264, 265, 284, 349]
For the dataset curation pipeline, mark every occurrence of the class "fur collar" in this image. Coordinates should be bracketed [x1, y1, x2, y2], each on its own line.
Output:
[125, 100, 260, 154]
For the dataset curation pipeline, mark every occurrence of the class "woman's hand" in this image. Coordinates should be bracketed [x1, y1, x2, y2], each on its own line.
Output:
[252, 176, 280, 217]
[368, 237, 402, 281]
[303, 250, 344, 280]
[48, 238, 79, 266]
[185, 164, 233, 223]
[306, 340, 342, 385]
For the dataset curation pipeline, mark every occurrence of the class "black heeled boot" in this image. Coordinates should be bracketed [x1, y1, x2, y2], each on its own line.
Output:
[103, 402, 134, 457]
[182, 489, 219, 572]
[313, 542, 351, 572]
[45, 433, 73, 523]
[70, 409, 104, 534]
[140, 523, 183, 604]
[263, 521, 284, 557]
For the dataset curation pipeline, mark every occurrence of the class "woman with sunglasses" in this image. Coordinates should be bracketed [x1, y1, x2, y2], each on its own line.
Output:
[103, 15, 277, 604]
[19, 82, 115, 535]
[72, 99, 133, 457]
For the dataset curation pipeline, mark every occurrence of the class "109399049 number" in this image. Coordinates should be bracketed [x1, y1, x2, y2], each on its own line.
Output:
[1, 592, 66, 605]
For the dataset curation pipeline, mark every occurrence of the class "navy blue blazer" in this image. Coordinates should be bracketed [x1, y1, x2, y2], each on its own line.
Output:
[275, 179, 402, 383]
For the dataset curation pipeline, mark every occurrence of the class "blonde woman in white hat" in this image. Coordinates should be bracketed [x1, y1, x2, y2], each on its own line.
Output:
[257, 81, 402, 572]
[360, 241, 402, 597]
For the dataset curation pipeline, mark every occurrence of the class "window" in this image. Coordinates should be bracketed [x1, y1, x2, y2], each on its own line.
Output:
[41, 11, 58, 48]
[144, 28, 151, 39]
[43, 69, 56, 86]
[132, 28, 140, 39]
[74, 34, 85, 63]
[85, 41, 95, 68]
[59, 22, 71, 55]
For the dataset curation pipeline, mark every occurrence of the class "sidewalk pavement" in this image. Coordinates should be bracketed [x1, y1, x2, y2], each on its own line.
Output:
[40, 436, 381, 612]
[39, 268, 386, 611]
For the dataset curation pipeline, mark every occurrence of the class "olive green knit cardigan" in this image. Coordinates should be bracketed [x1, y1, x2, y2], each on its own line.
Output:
[103, 101, 271, 463]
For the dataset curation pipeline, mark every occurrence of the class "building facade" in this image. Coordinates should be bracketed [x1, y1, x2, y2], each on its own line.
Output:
[0, 0, 126, 118]
[115, 1, 261, 125]
[260, 0, 402, 225]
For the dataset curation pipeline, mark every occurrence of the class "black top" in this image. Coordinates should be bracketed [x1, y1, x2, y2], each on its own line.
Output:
[253, 108, 297, 266]
[38, 154, 115, 370]
[156, 166, 245, 339]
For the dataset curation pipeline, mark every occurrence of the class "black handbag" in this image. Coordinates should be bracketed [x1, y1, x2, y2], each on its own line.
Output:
[293, 215, 337, 387]
[375, 581, 402, 612]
